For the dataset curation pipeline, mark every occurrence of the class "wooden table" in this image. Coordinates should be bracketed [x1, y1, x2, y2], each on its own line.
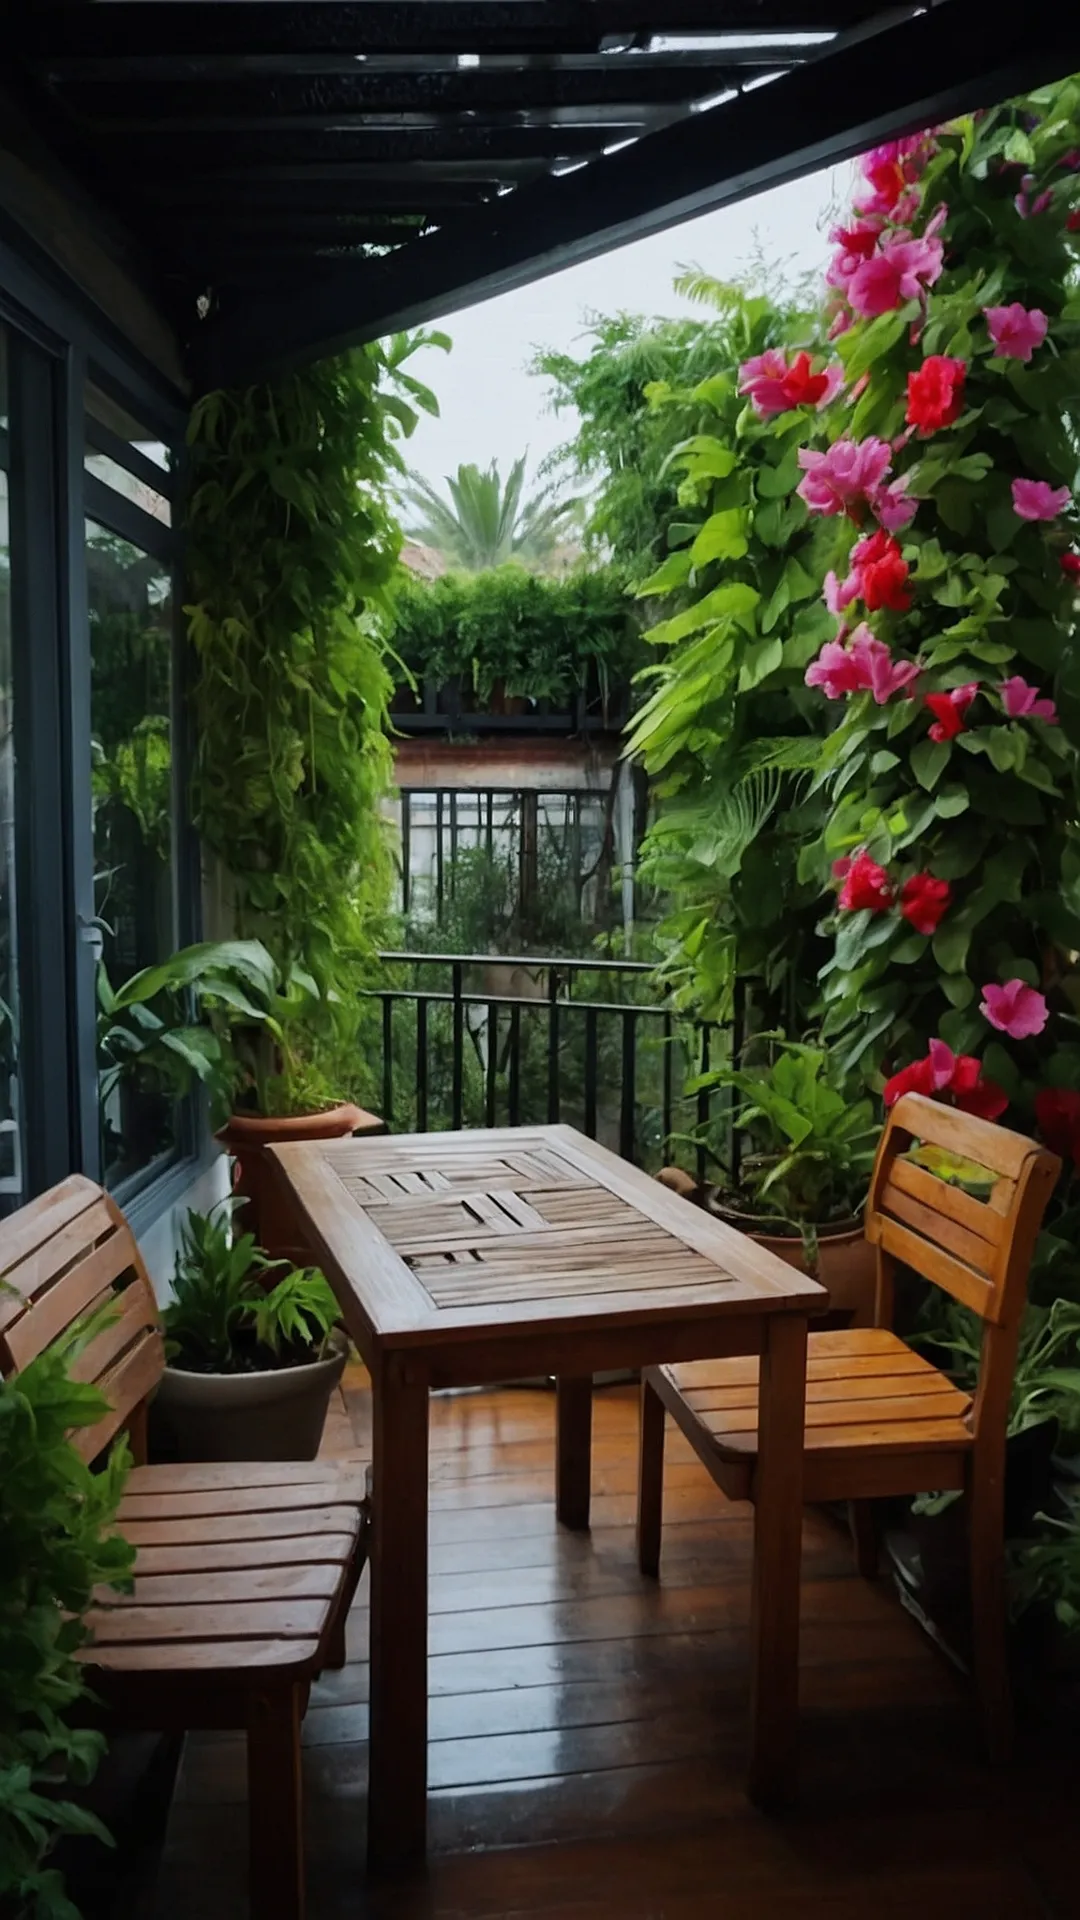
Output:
[270, 1125, 825, 1872]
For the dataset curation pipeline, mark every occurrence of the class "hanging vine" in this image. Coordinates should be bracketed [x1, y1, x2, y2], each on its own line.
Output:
[184, 335, 446, 995]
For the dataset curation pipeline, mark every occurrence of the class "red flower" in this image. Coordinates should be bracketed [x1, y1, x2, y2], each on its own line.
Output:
[906, 355, 967, 433]
[1034, 1088, 1080, 1169]
[1067, 209, 1080, 232]
[882, 1056, 937, 1103]
[778, 351, 830, 408]
[884, 1039, 1006, 1118]
[1061, 551, 1080, 580]
[854, 529, 911, 612]
[836, 850, 893, 913]
[924, 683, 978, 742]
[899, 872, 951, 935]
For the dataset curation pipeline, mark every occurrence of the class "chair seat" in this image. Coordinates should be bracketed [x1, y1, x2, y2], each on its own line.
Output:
[83, 1459, 368, 1681]
[654, 1328, 972, 1495]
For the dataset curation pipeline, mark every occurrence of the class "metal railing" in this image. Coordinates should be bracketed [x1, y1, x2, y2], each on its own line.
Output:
[373, 950, 744, 1180]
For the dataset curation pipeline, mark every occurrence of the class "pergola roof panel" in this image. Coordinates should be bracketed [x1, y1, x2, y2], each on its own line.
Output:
[3, 1, 1078, 387]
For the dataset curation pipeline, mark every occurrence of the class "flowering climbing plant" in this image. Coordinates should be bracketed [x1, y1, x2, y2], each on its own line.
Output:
[791, 83, 1080, 1133]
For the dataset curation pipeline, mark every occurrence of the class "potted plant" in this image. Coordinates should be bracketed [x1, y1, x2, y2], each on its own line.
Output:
[153, 1204, 348, 1462]
[99, 938, 383, 1258]
[661, 1037, 880, 1321]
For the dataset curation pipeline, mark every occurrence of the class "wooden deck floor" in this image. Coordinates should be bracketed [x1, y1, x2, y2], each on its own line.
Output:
[153, 1370, 1074, 1920]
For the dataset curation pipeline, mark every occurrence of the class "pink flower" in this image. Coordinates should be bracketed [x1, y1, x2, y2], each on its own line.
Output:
[848, 625, 921, 703]
[984, 303, 1048, 362]
[797, 437, 893, 517]
[999, 675, 1058, 723]
[853, 137, 934, 217]
[868, 475, 918, 532]
[828, 306, 852, 340]
[980, 979, 1049, 1040]
[737, 349, 844, 418]
[1012, 477, 1071, 521]
[805, 638, 866, 699]
[826, 219, 883, 294]
[805, 627, 919, 704]
[848, 225, 945, 318]
[824, 570, 859, 616]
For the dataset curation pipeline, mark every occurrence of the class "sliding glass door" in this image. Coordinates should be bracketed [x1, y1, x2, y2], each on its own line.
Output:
[0, 327, 22, 1210]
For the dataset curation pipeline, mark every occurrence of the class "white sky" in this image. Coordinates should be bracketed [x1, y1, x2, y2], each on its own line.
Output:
[402, 162, 852, 498]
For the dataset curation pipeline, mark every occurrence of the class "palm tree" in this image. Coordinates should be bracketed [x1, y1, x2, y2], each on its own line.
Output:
[400, 456, 576, 571]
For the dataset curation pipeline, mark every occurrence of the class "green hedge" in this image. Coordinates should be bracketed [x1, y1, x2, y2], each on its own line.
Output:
[388, 563, 641, 707]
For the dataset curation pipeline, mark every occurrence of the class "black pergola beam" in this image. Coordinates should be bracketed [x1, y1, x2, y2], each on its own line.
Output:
[195, 0, 1080, 387]
[51, 60, 777, 129]
[91, 124, 635, 170]
[23, 3, 876, 62]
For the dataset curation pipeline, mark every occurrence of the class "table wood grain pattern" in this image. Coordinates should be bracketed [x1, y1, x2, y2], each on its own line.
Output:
[269, 1126, 825, 1872]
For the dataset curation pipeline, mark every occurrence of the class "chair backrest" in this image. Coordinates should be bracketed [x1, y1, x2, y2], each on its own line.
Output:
[0, 1174, 163, 1464]
[865, 1093, 1060, 1444]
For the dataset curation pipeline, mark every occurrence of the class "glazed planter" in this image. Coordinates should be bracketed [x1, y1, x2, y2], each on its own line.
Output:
[218, 1103, 381, 1263]
[154, 1331, 349, 1463]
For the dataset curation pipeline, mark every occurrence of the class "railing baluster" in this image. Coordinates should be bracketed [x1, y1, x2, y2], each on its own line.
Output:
[415, 996, 428, 1134]
[662, 1011, 673, 1151]
[435, 790, 445, 919]
[547, 966, 560, 1124]
[451, 961, 464, 1130]
[584, 1007, 598, 1139]
[696, 1022, 711, 1192]
[485, 1001, 498, 1127]
[508, 1003, 521, 1125]
[731, 977, 746, 1186]
[381, 996, 393, 1131]
[620, 1008, 637, 1163]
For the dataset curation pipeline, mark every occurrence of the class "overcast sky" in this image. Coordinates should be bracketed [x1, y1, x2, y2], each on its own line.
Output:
[401, 160, 852, 501]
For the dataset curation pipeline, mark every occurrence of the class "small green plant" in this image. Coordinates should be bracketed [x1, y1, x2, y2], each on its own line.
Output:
[685, 1036, 878, 1235]
[98, 937, 353, 1124]
[1011, 1487, 1080, 1631]
[0, 1306, 135, 1920]
[163, 1204, 340, 1375]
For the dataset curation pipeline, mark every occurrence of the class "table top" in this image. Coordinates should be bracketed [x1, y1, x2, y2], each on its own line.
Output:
[270, 1126, 824, 1356]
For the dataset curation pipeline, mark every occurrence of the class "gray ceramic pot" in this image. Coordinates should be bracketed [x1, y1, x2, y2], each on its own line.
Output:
[154, 1330, 348, 1462]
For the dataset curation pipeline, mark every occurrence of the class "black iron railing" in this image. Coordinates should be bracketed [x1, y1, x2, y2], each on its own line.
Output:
[373, 950, 744, 1180]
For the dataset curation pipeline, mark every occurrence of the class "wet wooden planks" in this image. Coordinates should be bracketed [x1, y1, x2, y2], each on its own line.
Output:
[153, 1378, 1077, 1920]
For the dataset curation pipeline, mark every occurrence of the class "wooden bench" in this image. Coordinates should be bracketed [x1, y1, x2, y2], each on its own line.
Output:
[637, 1093, 1060, 1759]
[0, 1174, 369, 1920]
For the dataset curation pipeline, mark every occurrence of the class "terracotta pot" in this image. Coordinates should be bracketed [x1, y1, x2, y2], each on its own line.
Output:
[153, 1331, 349, 1463]
[655, 1172, 877, 1325]
[749, 1222, 877, 1326]
[218, 1103, 384, 1263]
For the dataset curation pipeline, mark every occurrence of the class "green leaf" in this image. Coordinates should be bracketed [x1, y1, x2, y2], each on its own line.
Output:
[738, 637, 784, 690]
[910, 738, 950, 791]
[934, 783, 970, 818]
[636, 548, 693, 597]
[690, 509, 748, 566]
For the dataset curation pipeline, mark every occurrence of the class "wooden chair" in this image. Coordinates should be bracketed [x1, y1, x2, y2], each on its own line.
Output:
[0, 1174, 369, 1920]
[637, 1093, 1060, 1758]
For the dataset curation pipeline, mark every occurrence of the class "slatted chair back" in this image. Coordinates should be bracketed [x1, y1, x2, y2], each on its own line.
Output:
[0, 1174, 163, 1464]
[865, 1092, 1060, 1444]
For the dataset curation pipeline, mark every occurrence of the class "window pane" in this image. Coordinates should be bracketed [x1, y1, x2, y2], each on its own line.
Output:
[0, 330, 23, 1210]
[88, 520, 177, 1187]
[86, 380, 170, 471]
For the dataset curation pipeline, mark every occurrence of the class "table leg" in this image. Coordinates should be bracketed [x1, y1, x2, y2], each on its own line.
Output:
[555, 1374, 593, 1529]
[367, 1356, 429, 1873]
[748, 1311, 808, 1809]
